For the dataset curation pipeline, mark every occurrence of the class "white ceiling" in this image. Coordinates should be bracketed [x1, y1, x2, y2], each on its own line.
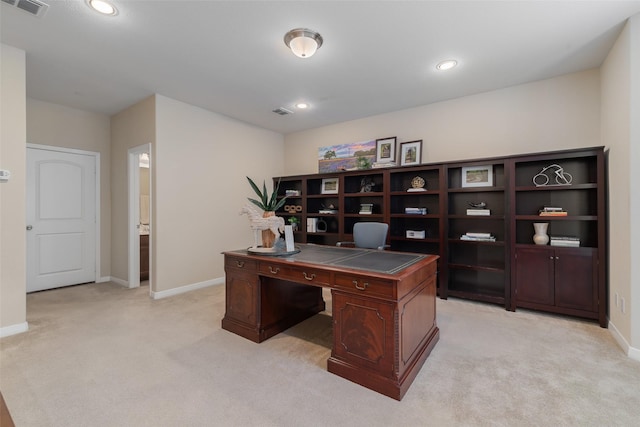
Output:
[2, 1, 640, 134]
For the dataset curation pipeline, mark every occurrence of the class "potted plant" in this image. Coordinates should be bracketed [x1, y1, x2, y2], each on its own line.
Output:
[288, 216, 299, 231]
[246, 176, 288, 247]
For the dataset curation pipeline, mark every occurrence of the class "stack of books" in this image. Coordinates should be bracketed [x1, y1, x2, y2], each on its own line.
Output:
[550, 236, 580, 247]
[406, 230, 426, 239]
[466, 208, 490, 216]
[285, 189, 301, 196]
[319, 209, 338, 214]
[460, 232, 496, 242]
[539, 207, 567, 216]
[359, 203, 373, 215]
[405, 207, 428, 215]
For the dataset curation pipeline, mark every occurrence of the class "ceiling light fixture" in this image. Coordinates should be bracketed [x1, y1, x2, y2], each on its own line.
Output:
[295, 103, 309, 109]
[87, 0, 118, 16]
[284, 28, 323, 59]
[436, 60, 458, 71]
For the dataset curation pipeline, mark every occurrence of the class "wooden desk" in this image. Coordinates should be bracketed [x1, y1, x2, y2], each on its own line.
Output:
[221, 244, 439, 400]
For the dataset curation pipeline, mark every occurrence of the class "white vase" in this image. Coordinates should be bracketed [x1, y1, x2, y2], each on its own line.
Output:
[533, 222, 549, 245]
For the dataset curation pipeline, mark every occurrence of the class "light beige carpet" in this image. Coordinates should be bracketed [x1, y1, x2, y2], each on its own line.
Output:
[1, 282, 639, 426]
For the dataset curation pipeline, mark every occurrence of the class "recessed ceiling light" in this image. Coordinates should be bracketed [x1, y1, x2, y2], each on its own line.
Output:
[87, 0, 118, 16]
[436, 60, 458, 71]
[295, 103, 309, 109]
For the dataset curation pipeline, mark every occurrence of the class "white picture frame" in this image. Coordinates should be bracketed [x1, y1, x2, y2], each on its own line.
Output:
[461, 165, 493, 188]
[321, 177, 339, 194]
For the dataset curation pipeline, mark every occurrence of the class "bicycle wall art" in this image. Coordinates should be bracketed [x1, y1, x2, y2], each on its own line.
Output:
[532, 164, 573, 187]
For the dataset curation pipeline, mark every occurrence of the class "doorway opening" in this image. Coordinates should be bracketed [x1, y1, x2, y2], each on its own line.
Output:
[128, 144, 151, 291]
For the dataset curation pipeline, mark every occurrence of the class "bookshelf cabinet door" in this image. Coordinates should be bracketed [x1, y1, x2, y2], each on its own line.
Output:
[554, 248, 597, 312]
[515, 247, 554, 306]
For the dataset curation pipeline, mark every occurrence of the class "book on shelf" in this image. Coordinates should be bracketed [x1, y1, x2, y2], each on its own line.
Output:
[539, 211, 568, 216]
[550, 240, 580, 247]
[466, 209, 491, 216]
[285, 189, 301, 196]
[460, 233, 496, 242]
[319, 209, 338, 214]
[307, 218, 318, 232]
[406, 230, 425, 239]
[550, 235, 580, 247]
[539, 206, 567, 216]
[358, 203, 373, 215]
[404, 207, 428, 215]
[465, 232, 492, 238]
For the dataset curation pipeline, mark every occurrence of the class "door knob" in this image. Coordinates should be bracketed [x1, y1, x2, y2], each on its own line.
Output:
[26, 225, 33, 230]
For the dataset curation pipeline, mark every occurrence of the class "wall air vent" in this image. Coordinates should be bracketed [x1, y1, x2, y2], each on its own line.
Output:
[272, 107, 293, 116]
[2, 0, 49, 18]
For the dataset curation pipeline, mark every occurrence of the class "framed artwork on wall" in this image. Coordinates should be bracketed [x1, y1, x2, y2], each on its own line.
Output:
[461, 165, 494, 187]
[375, 137, 397, 164]
[400, 140, 422, 166]
[321, 177, 339, 194]
[318, 140, 375, 173]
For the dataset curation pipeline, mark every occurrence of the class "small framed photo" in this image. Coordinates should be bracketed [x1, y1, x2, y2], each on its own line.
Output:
[375, 137, 397, 164]
[400, 140, 422, 166]
[461, 165, 494, 188]
[321, 177, 339, 194]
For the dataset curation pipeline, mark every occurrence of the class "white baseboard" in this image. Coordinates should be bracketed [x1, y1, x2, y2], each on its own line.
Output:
[110, 276, 129, 287]
[96, 276, 111, 283]
[608, 319, 640, 362]
[0, 322, 29, 338]
[150, 277, 224, 300]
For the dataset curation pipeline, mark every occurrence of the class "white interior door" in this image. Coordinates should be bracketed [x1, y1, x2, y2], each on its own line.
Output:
[26, 147, 96, 292]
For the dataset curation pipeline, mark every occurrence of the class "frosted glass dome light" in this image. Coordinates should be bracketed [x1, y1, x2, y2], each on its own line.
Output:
[284, 28, 323, 59]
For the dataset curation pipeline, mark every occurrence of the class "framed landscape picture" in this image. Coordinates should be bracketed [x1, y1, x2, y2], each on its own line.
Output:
[400, 140, 422, 166]
[461, 165, 493, 187]
[321, 177, 339, 194]
[318, 140, 375, 173]
[375, 137, 397, 164]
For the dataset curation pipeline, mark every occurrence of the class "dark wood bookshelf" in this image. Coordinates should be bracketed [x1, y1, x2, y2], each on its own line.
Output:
[274, 146, 607, 326]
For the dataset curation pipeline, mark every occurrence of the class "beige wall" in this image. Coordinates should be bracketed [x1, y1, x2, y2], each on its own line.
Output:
[110, 96, 156, 283]
[630, 15, 640, 350]
[0, 44, 27, 333]
[284, 69, 600, 174]
[602, 15, 640, 359]
[26, 99, 112, 278]
[601, 19, 632, 344]
[140, 167, 149, 196]
[153, 95, 284, 292]
[602, 14, 640, 352]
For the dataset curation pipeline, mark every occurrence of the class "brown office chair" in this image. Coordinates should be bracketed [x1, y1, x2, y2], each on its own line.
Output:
[337, 222, 389, 250]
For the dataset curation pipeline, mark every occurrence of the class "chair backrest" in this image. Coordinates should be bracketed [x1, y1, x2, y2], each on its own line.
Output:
[353, 222, 389, 250]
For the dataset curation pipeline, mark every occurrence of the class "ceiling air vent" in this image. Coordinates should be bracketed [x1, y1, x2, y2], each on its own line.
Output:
[272, 107, 293, 116]
[2, 0, 49, 18]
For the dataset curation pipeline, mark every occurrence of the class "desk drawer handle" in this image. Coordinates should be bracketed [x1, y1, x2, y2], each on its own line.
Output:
[235, 260, 245, 268]
[353, 280, 369, 291]
[269, 266, 280, 274]
[303, 272, 316, 281]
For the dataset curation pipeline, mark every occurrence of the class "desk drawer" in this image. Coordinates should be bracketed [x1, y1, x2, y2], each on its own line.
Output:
[225, 256, 257, 272]
[258, 263, 330, 286]
[334, 274, 395, 299]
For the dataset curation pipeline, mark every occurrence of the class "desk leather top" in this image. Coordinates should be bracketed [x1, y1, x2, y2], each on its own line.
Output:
[229, 244, 427, 275]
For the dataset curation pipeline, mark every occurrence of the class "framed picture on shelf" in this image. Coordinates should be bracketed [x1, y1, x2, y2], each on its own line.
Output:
[321, 177, 339, 194]
[375, 137, 397, 164]
[461, 165, 493, 187]
[400, 140, 422, 166]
